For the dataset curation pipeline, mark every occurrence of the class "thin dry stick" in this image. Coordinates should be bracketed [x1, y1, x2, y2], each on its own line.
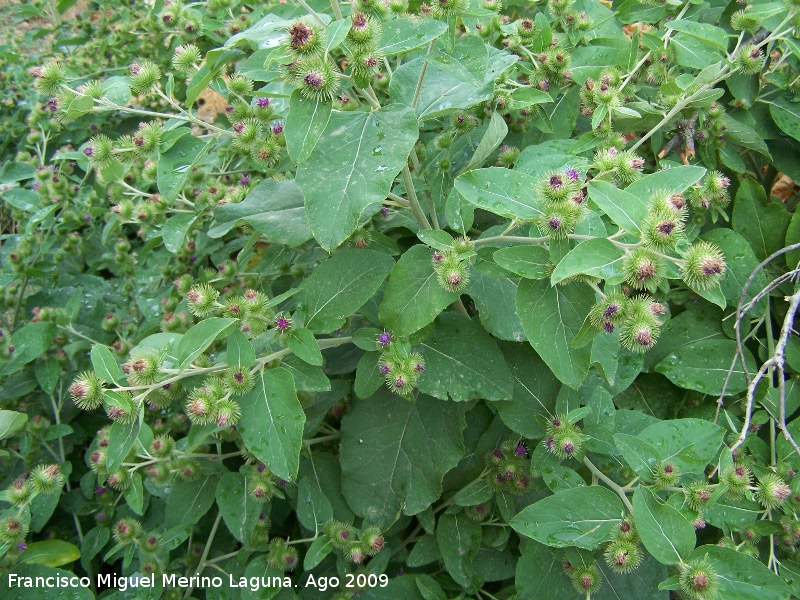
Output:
[730, 290, 800, 456]
[714, 243, 800, 423]
[776, 291, 800, 456]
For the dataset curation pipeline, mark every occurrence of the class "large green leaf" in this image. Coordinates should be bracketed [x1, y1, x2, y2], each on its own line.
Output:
[380, 18, 448, 55]
[704, 496, 763, 529]
[208, 179, 313, 246]
[671, 33, 723, 69]
[297, 249, 394, 334]
[515, 543, 574, 599]
[632, 486, 695, 565]
[596, 553, 669, 600]
[732, 178, 791, 261]
[654, 339, 755, 396]
[304, 537, 333, 571]
[216, 472, 264, 544]
[156, 134, 209, 203]
[722, 113, 771, 157]
[496, 342, 560, 438]
[0, 409, 29, 441]
[437, 513, 481, 589]
[81, 527, 110, 571]
[637, 418, 724, 475]
[569, 46, 622, 85]
[516, 279, 595, 389]
[588, 180, 648, 234]
[417, 313, 513, 401]
[465, 267, 526, 341]
[160, 213, 196, 254]
[297, 104, 419, 250]
[492, 245, 550, 279]
[613, 433, 659, 482]
[389, 37, 493, 120]
[702, 227, 767, 311]
[0, 322, 56, 377]
[296, 476, 334, 532]
[766, 96, 800, 143]
[164, 475, 219, 529]
[105, 421, 141, 472]
[643, 307, 725, 370]
[666, 20, 728, 51]
[454, 168, 543, 220]
[226, 330, 256, 369]
[624, 165, 706, 199]
[224, 13, 294, 48]
[123, 472, 144, 515]
[379, 245, 460, 336]
[90, 345, 123, 385]
[461, 110, 508, 173]
[340, 390, 466, 529]
[175, 317, 238, 371]
[514, 140, 574, 177]
[690, 545, 791, 600]
[510, 486, 623, 549]
[19, 540, 80, 567]
[237, 368, 304, 481]
[551, 238, 625, 284]
[285, 89, 332, 164]
[286, 327, 323, 366]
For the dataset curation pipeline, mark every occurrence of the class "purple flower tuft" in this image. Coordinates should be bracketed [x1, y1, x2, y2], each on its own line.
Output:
[378, 330, 392, 346]
[257, 97, 270, 108]
[549, 174, 564, 190]
[303, 71, 324, 89]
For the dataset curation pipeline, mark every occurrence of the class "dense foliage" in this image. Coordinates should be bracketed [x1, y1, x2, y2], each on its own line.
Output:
[2, 0, 800, 598]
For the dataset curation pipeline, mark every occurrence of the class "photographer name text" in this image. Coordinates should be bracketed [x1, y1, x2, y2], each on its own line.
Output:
[8, 572, 389, 593]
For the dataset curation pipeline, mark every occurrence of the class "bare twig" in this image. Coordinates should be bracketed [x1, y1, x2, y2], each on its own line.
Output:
[715, 243, 800, 423]
[730, 291, 800, 456]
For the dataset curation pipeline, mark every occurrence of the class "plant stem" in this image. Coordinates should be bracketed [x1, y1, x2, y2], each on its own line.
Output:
[10, 277, 29, 332]
[354, 86, 381, 110]
[185, 511, 223, 598]
[296, 0, 326, 26]
[287, 535, 318, 545]
[402, 165, 432, 230]
[583, 457, 633, 513]
[328, 0, 343, 20]
[115, 337, 353, 396]
[204, 551, 240, 566]
[94, 98, 232, 136]
[473, 233, 634, 248]
[411, 40, 436, 109]
[452, 299, 469, 317]
[425, 191, 440, 229]
[387, 192, 410, 206]
[304, 433, 340, 447]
